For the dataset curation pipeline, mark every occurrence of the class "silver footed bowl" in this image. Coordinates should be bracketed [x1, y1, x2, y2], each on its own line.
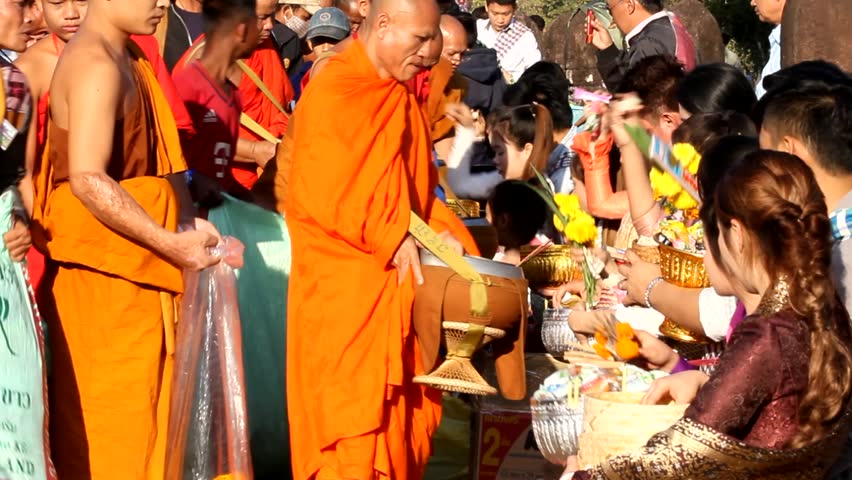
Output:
[531, 395, 584, 465]
[542, 308, 579, 357]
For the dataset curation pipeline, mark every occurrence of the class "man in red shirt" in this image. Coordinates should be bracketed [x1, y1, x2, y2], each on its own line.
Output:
[174, 0, 260, 197]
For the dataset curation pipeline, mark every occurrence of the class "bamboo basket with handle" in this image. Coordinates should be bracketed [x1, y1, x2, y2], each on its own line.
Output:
[577, 391, 688, 468]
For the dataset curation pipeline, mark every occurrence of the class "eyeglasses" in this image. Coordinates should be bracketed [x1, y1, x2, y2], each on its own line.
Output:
[607, 0, 625, 13]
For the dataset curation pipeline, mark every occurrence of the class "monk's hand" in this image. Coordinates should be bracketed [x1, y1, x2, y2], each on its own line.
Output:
[445, 103, 474, 130]
[169, 229, 221, 270]
[393, 235, 423, 286]
[437, 230, 464, 256]
[253, 141, 278, 169]
[3, 217, 31, 263]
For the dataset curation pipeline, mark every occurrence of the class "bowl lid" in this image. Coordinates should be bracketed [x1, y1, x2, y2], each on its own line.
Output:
[420, 249, 524, 278]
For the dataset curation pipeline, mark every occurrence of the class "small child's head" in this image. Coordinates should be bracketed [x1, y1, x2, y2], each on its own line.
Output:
[306, 8, 351, 55]
[487, 180, 548, 249]
[487, 104, 554, 181]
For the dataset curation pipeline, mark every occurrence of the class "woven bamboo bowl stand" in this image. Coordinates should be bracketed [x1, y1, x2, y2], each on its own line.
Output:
[577, 392, 688, 468]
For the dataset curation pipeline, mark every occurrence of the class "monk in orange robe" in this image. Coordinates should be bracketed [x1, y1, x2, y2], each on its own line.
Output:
[32, 1, 221, 478]
[17, 0, 193, 292]
[285, 0, 478, 478]
[175, 0, 294, 191]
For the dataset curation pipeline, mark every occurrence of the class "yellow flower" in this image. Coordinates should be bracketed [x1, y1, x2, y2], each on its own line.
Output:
[564, 211, 597, 245]
[672, 191, 699, 210]
[555, 193, 581, 218]
[553, 214, 566, 232]
[650, 167, 682, 199]
[672, 143, 699, 167]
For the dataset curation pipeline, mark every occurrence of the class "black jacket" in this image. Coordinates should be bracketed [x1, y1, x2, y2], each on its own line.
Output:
[596, 15, 677, 90]
[457, 47, 507, 116]
[164, 3, 203, 72]
[271, 21, 305, 77]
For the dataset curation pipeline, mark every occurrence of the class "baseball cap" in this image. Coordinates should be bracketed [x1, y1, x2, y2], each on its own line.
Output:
[278, 0, 323, 15]
[306, 7, 351, 42]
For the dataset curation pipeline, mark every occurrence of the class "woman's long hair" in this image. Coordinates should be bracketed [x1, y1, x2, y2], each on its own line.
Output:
[488, 104, 555, 179]
[705, 150, 852, 447]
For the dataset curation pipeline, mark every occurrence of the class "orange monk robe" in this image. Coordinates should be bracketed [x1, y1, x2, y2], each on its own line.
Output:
[426, 57, 467, 143]
[285, 40, 478, 480]
[32, 43, 186, 480]
[132, 34, 195, 135]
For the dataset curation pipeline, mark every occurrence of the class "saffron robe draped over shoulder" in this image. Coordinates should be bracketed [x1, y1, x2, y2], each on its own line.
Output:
[285, 39, 478, 480]
[31, 43, 186, 480]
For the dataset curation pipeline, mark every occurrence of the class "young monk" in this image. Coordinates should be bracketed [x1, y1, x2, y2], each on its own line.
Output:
[16, 0, 194, 290]
[284, 0, 480, 478]
[174, 0, 259, 197]
[175, 0, 294, 191]
[32, 0, 223, 478]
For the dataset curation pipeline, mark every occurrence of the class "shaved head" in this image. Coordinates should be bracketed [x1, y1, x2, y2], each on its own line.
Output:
[334, 0, 365, 32]
[362, 0, 442, 81]
[439, 14, 466, 70]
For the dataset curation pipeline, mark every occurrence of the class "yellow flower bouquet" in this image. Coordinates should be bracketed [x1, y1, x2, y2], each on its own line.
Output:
[527, 170, 599, 309]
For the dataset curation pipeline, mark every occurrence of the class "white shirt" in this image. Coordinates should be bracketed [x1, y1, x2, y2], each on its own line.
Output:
[624, 11, 672, 45]
[476, 18, 541, 84]
[755, 25, 782, 99]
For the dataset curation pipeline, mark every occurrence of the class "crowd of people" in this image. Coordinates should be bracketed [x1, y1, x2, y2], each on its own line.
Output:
[0, 0, 851, 478]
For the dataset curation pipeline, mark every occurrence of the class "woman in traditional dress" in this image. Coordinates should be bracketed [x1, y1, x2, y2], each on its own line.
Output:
[567, 150, 852, 479]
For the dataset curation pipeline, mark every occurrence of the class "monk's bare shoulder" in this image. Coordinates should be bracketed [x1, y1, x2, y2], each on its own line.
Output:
[14, 37, 58, 99]
[50, 38, 124, 127]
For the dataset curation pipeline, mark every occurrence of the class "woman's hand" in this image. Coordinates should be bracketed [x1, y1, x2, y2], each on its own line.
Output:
[617, 250, 663, 306]
[634, 330, 680, 371]
[548, 280, 587, 307]
[605, 94, 644, 149]
[445, 103, 475, 130]
[642, 370, 709, 405]
[3, 218, 30, 262]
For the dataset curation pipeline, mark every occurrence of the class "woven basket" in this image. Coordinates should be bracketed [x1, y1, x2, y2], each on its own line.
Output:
[631, 240, 660, 264]
[520, 245, 581, 289]
[659, 245, 710, 288]
[447, 199, 481, 218]
[577, 392, 688, 468]
[531, 397, 584, 465]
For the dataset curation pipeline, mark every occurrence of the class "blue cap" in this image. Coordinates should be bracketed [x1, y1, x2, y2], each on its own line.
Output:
[306, 7, 351, 42]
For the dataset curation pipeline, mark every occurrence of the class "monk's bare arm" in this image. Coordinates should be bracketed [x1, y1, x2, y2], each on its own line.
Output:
[66, 60, 176, 253]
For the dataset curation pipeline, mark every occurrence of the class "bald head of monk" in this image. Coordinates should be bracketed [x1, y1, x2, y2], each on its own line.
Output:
[42, 0, 88, 42]
[439, 14, 466, 71]
[0, 0, 29, 52]
[87, 0, 167, 36]
[334, 0, 365, 33]
[361, 0, 441, 82]
[256, 0, 277, 43]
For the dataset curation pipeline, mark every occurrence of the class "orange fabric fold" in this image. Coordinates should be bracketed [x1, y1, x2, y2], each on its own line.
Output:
[426, 58, 467, 143]
[572, 131, 628, 220]
[33, 42, 186, 480]
[285, 39, 476, 480]
[132, 35, 195, 135]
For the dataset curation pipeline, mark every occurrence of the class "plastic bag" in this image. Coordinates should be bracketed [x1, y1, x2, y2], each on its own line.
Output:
[207, 195, 291, 476]
[0, 188, 53, 480]
[164, 238, 252, 480]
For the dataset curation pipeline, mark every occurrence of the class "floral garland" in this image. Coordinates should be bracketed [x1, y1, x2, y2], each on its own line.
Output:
[649, 143, 702, 211]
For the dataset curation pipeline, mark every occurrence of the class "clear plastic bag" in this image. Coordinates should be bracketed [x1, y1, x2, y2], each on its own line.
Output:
[164, 237, 252, 480]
